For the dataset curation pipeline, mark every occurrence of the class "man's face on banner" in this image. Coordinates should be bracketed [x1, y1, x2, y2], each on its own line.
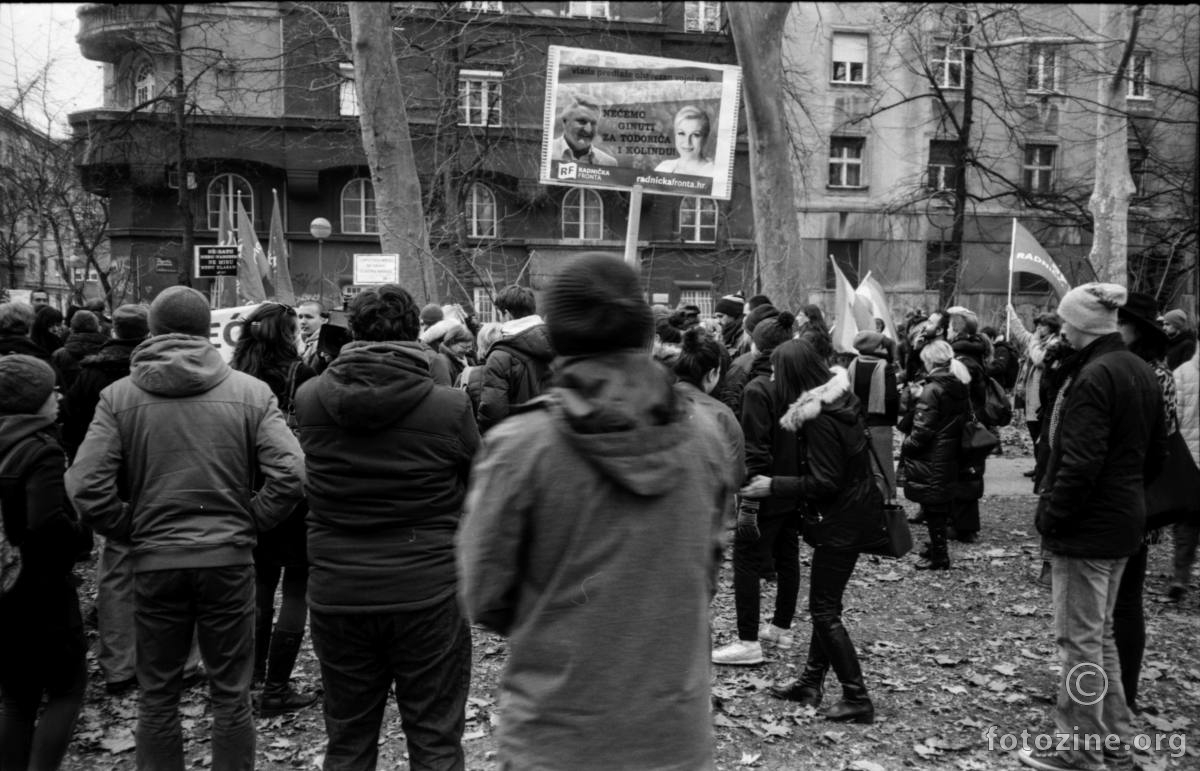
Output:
[562, 104, 601, 154]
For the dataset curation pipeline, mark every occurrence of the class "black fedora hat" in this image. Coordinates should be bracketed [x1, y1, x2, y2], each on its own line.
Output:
[1118, 292, 1168, 347]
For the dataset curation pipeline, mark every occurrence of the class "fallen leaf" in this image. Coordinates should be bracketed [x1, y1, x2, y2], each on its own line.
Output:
[463, 730, 485, 741]
[943, 685, 969, 695]
[739, 751, 761, 766]
[992, 662, 1017, 676]
[876, 571, 904, 582]
[762, 722, 790, 737]
[913, 742, 941, 758]
[849, 761, 887, 771]
[822, 730, 845, 743]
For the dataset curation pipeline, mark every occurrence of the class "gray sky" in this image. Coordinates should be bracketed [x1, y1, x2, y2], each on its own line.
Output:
[0, 3, 104, 137]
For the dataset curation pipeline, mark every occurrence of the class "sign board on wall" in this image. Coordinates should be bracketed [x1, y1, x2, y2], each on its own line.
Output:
[353, 254, 400, 285]
[539, 46, 743, 200]
[194, 245, 239, 278]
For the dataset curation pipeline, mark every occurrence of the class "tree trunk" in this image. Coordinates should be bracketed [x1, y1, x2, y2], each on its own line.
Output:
[169, 5, 194, 290]
[726, 4, 810, 308]
[348, 3, 437, 305]
[1088, 4, 1141, 284]
[946, 12, 973, 307]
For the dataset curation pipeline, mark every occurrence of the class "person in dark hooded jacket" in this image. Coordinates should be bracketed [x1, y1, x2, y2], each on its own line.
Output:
[946, 306, 991, 542]
[740, 339, 881, 724]
[0, 355, 91, 770]
[294, 283, 480, 771]
[459, 253, 733, 771]
[899, 340, 972, 570]
[51, 310, 109, 389]
[476, 285, 555, 433]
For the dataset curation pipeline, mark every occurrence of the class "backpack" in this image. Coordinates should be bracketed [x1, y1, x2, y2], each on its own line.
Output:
[982, 375, 1014, 427]
[0, 436, 40, 597]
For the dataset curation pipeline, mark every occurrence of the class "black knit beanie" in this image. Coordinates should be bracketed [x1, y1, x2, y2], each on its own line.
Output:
[752, 311, 796, 354]
[544, 252, 653, 356]
[744, 303, 780, 334]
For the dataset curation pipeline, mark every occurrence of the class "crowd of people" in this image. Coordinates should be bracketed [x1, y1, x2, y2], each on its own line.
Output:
[0, 266, 1196, 771]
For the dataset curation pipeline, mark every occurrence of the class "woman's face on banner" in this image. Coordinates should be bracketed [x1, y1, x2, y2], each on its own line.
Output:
[674, 117, 707, 160]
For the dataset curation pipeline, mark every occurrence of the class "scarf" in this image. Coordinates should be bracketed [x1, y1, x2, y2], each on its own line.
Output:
[848, 357, 888, 415]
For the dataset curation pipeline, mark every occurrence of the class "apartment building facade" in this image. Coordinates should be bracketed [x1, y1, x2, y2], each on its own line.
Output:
[69, 1, 754, 316]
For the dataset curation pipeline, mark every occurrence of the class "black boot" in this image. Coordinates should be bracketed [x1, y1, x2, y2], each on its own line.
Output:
[817, 620, 874, 724]
[771, 634, 827, 707]
[916, 517, 950, 570]
[259, 631, 317, 717]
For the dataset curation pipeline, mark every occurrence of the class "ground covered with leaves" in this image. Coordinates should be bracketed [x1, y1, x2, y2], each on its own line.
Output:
[63, 442, 1199, 770]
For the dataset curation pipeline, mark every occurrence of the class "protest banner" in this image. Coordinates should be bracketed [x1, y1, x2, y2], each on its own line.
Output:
[540, 46, 742, 201]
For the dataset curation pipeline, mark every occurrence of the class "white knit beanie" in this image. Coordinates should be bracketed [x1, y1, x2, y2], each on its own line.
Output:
[1056, 282, 1127, 335]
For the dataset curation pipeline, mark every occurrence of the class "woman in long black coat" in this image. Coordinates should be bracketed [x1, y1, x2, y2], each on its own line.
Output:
[899, 340, 972, 570]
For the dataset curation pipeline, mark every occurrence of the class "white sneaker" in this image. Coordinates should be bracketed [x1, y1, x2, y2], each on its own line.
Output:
[758, 623, 794, 649]
[712, 639, 764, 666]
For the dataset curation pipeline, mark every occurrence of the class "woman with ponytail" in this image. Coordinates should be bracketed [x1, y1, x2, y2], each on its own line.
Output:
[898, 340, 972, 570]
[230, 303, 318, 716]
[712, 311, 802, 666]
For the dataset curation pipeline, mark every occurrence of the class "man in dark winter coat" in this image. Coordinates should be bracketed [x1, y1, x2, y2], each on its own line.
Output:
[476, 284, 554, 433]
[66, 286, 305, 771]
[51, 310, 109, 391]
[1019, 283, 1167, 771]
[294, 283, 480, 770]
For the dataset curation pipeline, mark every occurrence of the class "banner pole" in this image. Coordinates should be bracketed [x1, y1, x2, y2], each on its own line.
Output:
[623, 185, 644, 268]
[1006, 218, 1016, 338]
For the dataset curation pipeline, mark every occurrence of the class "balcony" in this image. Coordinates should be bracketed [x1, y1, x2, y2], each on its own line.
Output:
[76, 4, 170, 62]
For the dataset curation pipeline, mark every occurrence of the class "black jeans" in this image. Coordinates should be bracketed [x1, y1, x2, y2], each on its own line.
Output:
[733, 509, 800, 640]
[1113, 543, 1148, 709]
[134, 565, 256, 771]
[310, 593, 471, 771]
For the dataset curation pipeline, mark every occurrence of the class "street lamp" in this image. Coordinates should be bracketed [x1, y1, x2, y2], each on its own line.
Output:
[309, 217, 332, 305]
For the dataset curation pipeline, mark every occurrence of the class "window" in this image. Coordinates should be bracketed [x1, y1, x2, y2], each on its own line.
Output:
[207, 174, 253, 232]
[824, 240, 861, 289]
[339, 63, 358, 117]
[925, 242, 958, 293]
[458, 70, 502, 127]
[341, 178, 377, 234]
[473, 287, 500, 323]
[1022, 144, 1056, 193]
[1027, 45, 1060, 92]
[461, 0, 502, 11]
[468, 183, 497, 238]
[931, 40, 964, 89]
[831, 33, 868, 84]
[678, 289, 714, 317]
[684, 1, 720, 32]
[829, 137, 865, 188]
[562, 188, 603, 240]
[678, 197, 718, 243]
[1128, 147, 1147, 198]
[1127, 52, 1149, 99]
[568, 1, 609, 18]
[133, 62, 155, 105]
[927, 140, 960, 191]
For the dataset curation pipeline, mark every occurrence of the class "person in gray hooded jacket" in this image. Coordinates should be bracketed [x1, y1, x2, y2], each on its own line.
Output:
[66, 286, 305, 771]
[459, 253, 735, 771]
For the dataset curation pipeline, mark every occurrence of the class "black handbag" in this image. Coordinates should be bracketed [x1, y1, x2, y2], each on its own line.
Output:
[860, 438, 913, 558]
[1145, 430, 1200, 530]
[961, 401, 1000, 456]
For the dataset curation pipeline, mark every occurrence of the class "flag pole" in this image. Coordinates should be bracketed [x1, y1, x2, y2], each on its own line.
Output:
[1006, 218, 1016, 338]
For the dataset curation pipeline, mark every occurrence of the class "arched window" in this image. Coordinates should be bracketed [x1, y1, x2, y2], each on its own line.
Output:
[680, 197, 718, 243]
[341, 178, 377, 234]
[133, 61, 155, 106]
[561, 187, 602, 240]
[206, 173, 254, 232]
[468, 183, 497, 238]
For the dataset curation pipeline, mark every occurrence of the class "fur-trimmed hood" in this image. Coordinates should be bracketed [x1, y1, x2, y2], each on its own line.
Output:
[779, 366, 855, 431]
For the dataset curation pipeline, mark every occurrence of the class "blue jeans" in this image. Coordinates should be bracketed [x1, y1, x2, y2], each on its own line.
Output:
[310, 593, 471, 771]
[134, 565, 256, 771]
[1050, 554, 1132, 769]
